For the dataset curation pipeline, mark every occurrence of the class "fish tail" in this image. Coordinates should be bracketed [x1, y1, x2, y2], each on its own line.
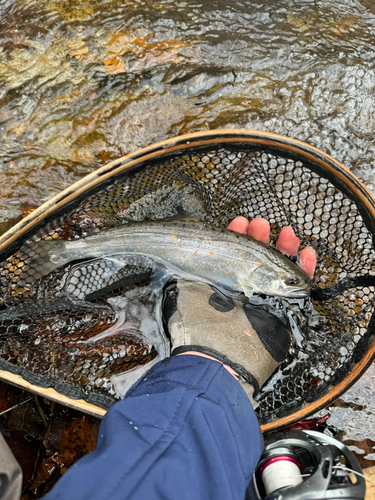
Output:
[22, 239, 69, 279]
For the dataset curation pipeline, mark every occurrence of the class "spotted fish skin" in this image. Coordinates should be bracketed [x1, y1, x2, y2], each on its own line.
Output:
[29, 221, 311, 298]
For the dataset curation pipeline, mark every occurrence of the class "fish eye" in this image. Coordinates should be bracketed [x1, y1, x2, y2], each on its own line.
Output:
[285, 277, 298, 286]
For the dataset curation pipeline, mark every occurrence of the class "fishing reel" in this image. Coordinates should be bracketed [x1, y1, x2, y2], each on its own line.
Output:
[247, 430, 365, 500]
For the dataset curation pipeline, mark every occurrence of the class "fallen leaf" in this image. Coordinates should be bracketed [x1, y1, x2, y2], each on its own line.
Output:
[42, 413, 70, 458]
[58, 416, 99, 474]
[104, 32, 192, 69]
[7, 398, 44, 438]
[286, 14, 310, 32]
[344, 438, 375, 469]
[327, 22, 351, 35]
[0, 382, 21, 415]
[71, 147, 95, 164]
[29, 453, 59, 490]
[67, 40, 90, 61]
[19, 200, 42, 218]
[103, 55, 125, 75]
[106, 33, 137, 55]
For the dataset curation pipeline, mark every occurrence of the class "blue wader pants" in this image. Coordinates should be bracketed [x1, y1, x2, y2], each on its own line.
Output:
[44, 355, 264, 500]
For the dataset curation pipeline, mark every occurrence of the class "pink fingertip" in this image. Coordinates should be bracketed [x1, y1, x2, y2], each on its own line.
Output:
[298, 247, 317, 280]
[247, 219, 270, 245]
[276, 226, 300, 256]
[227, 216, 249, 235]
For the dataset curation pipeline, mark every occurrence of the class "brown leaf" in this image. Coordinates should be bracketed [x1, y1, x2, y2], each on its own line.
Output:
[58, 416, 99, 473]
[42, 413, 70, 458]
[286, 14, 310, 32]
[71, 147, 95, 164]
[67, 40, 90, 61]
[0, 395, 11, 414]
[7, 399, 44, 438]
[29, 453, 59, 490]
[0, 382, 21, 415]
[344, 438, 375, 469]
[19, 200, 42, 218]
[103, 55, 125, 75]
[104, 32, 192, 69]
[106, 32, 139, 54]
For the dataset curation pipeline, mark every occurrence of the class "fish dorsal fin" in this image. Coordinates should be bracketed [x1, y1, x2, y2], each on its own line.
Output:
[163, 208, 201, 223]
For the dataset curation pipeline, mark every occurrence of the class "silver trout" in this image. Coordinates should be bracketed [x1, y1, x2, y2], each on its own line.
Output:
[27, 221, 311, 298]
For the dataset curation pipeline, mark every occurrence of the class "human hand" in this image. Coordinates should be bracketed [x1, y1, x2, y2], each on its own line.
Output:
[227, 217, 316, 279]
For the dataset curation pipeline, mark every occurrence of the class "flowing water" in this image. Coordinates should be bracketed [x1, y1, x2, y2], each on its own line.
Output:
[1, 0, 375, 459]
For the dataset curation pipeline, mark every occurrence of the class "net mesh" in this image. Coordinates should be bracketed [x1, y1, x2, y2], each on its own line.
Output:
[0, 145, 374, 423]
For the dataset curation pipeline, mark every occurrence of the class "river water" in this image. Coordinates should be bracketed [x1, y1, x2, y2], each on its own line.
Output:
[0, 0, 375, 458]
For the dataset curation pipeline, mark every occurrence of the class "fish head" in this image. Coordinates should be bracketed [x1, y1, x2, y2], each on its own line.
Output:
[249, 263, 311, 298]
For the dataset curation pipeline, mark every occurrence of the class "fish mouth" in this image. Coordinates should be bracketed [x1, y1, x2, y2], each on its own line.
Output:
[288, 287, 311, 298]
[273, 287, 311, 298]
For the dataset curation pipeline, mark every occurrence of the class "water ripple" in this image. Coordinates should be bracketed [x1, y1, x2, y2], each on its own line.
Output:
[0, 0, 374, 235]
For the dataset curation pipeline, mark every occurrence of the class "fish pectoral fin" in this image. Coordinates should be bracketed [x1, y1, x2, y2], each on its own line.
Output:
[150, 268, 171, 294]
[241, 282, 254, 298]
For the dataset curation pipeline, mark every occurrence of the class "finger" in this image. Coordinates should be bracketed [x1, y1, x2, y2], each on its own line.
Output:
[227, 216, 249, 234]
[276, 226, 300, 256]
[298, 247, 317, 280]
[247, 218, 270, 245]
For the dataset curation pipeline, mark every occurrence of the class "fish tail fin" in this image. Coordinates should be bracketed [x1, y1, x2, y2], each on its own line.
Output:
[21, 239, 68, 279]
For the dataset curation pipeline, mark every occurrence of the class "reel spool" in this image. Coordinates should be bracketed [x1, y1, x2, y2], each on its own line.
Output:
[250, 430, 366, 500]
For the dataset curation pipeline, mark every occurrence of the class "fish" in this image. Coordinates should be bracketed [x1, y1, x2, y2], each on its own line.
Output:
[25, 221, 311, 299]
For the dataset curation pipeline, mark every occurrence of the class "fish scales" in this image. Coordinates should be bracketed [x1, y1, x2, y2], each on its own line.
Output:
[28, 221, 311, 298]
